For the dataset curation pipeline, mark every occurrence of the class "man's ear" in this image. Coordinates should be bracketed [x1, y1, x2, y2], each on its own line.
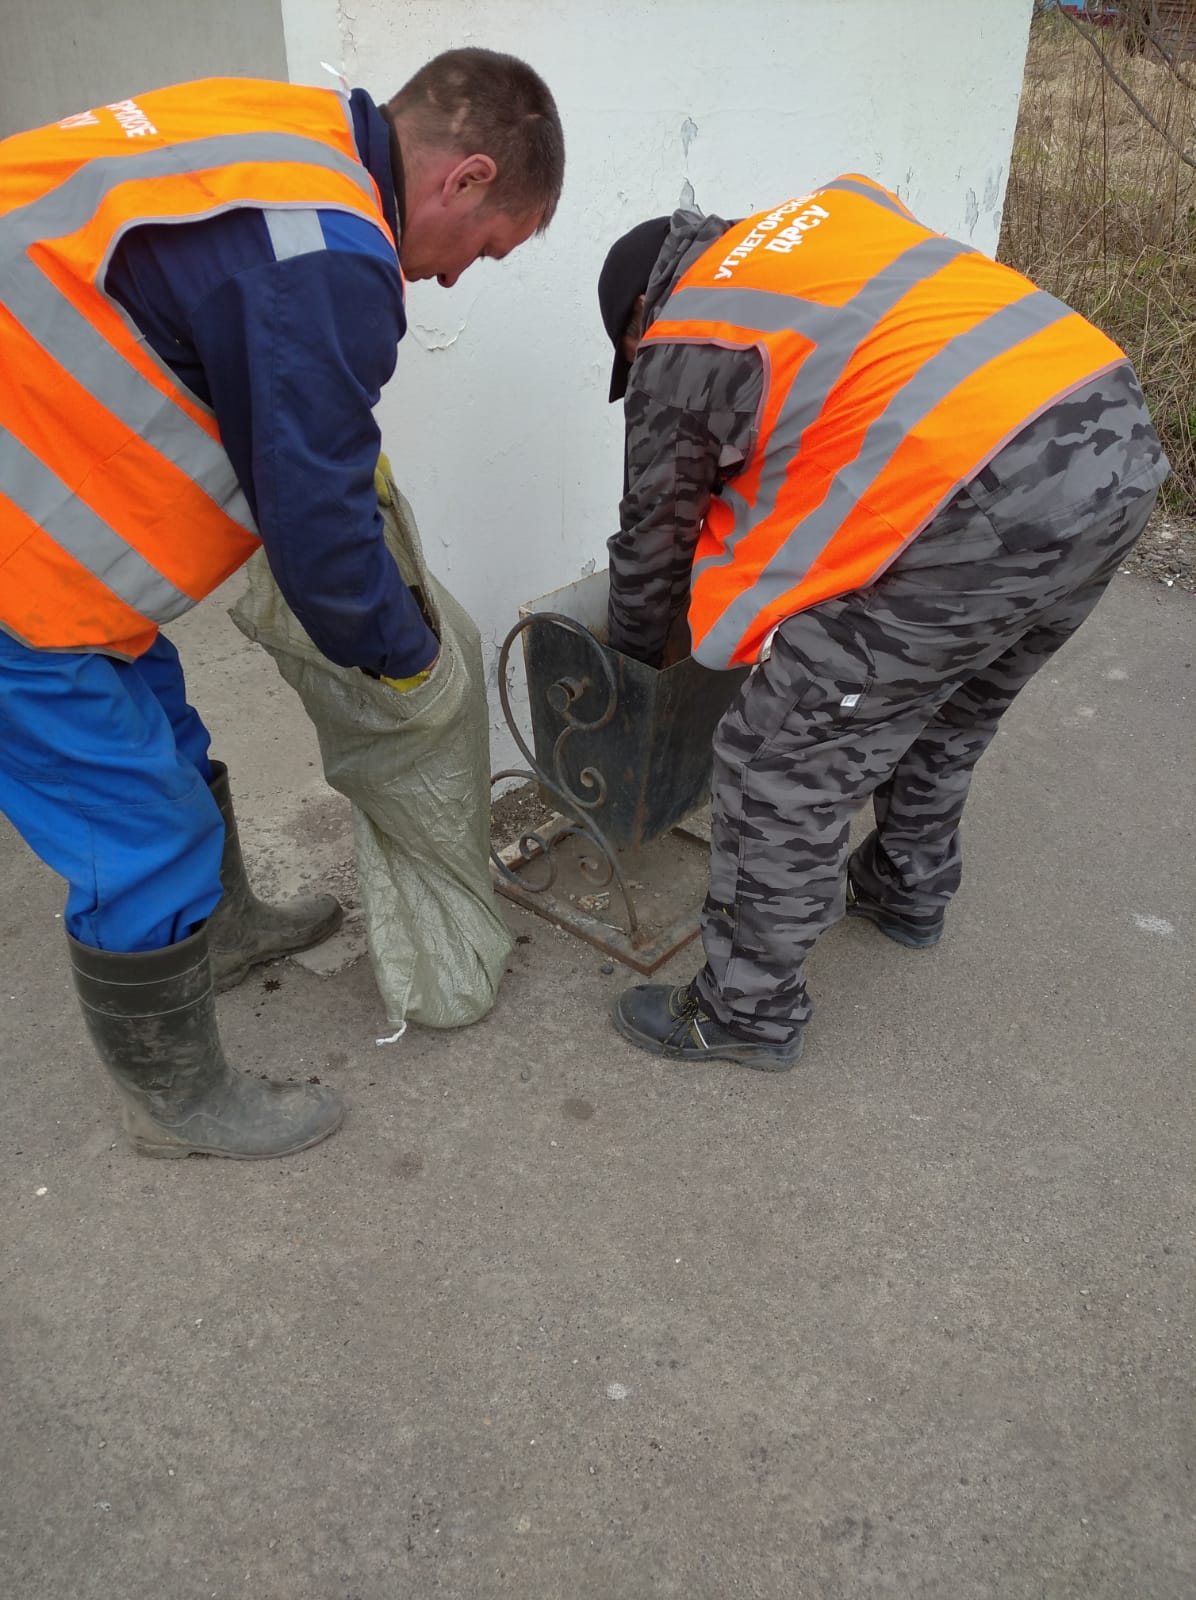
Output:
[441, 153, 498, 203]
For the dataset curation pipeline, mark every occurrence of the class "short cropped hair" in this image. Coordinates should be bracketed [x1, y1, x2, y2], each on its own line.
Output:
[387, 48, 564, 230]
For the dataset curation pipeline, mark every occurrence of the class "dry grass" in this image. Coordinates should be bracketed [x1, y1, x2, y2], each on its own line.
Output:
[999, 13, 1196, 511]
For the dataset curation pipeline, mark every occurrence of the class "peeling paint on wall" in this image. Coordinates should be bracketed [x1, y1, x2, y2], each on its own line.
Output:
[983, 166, 1006, 233]
[410, 320, 468, 352]
[679, 116, 699, 210]
[335, 0, 358, 57]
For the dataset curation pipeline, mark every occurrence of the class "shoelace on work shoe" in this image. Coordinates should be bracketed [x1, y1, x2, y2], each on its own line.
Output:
[665, 983, 709, 1046]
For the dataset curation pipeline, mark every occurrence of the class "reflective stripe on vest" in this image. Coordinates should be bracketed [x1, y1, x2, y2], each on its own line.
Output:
[670, 234, 974, 587]
[822, 174, 916, 220]
[0, 84, 395, 656]
[0, 424, 195, 624]
[642, 176, 1125, 669]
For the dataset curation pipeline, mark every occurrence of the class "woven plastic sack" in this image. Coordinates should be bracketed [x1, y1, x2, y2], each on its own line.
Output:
[229, 463, 511, 1029]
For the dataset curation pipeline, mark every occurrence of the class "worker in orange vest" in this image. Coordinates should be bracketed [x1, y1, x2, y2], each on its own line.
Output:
[597, 179, 1168, 1068]
[0, 53, 563, 1158]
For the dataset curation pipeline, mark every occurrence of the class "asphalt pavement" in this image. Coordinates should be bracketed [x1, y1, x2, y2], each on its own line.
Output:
[2, 573, 1193, 1600]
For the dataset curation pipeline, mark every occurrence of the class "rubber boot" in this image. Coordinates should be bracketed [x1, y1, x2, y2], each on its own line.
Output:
[68, 928, 344, 1159]
[206, 760, 343, 994]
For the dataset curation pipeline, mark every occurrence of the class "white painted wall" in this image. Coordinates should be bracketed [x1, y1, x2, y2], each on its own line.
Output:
[2, 0, 1035, 768]
[281, 0, 1034, 763]
[0, 0, 288, 137]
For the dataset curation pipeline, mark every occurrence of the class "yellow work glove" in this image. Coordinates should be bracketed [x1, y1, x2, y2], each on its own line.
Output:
[382, 664, 436, 693]
[374, 452, 395, 507]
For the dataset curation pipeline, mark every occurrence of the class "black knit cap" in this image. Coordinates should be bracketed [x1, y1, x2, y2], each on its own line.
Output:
[597, 217, 672, 402]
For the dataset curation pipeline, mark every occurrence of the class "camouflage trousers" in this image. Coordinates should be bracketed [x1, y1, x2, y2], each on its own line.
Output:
[694, 370, 1167, 1044]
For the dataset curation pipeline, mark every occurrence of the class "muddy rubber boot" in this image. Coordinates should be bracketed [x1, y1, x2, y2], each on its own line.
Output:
[68, 928, 344, 1159]
[206, 760, 343, 994]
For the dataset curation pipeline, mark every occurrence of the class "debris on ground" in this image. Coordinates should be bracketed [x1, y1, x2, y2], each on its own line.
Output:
[1121, 507, 1196, 594]
[490, 783, 558, 852]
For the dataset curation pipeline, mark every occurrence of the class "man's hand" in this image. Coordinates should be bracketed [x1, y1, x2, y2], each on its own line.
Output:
[381, 652, 440, 692]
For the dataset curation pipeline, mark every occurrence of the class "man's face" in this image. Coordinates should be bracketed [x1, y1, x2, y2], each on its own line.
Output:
[401, 158, 541, 287]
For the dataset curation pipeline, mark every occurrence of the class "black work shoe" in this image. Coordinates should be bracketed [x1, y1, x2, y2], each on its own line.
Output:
[613, 981, 803, 1071]
[845, 864, 943, 948]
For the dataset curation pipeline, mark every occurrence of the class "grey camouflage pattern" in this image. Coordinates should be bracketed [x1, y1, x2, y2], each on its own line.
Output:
[692, 369, 1169, 1044]
[607, 211, 754, 666]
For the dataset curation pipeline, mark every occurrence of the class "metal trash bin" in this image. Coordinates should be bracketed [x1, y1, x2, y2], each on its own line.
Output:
[490, 571, 748, 971]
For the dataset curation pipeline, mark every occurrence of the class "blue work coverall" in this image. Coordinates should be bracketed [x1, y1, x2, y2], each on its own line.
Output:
[0, 90, 436, 952]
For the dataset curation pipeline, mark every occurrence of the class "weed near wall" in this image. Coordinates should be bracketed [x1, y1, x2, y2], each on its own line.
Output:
[1000, 13, 1195, 511]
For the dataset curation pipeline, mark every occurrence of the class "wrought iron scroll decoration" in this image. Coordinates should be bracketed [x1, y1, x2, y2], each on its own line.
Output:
[490, 612, 640, 940]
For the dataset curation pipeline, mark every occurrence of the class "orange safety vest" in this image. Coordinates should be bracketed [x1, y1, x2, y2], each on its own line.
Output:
[0, 79, 398, 658]
[642, 175, 1126, 670]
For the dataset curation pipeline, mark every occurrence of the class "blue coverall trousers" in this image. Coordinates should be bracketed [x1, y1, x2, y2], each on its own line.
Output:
[0, 629, 225, 952]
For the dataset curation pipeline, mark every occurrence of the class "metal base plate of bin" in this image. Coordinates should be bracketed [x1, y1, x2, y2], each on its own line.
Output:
[492, 809, 712, 974]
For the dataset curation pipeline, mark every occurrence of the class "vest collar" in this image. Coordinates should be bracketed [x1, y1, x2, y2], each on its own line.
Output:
[349, 88, 403, 248]
[644, 210, 733, 328]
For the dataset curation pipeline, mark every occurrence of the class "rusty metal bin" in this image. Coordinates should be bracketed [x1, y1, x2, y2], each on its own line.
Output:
[517, 572, 748, 850]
